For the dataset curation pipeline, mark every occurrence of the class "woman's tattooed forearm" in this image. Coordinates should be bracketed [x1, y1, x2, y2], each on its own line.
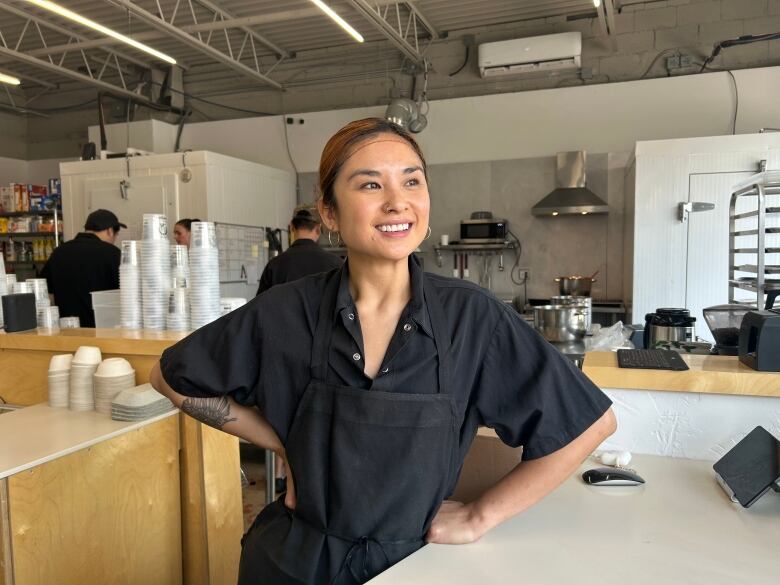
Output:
[181, 396, 238, 429]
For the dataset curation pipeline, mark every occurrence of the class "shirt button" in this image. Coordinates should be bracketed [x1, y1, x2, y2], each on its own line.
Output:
[381, 367, 389, 374]
[403, 323, 412, 332]
[348, 313, 355, 320]
[352, 353, 361, 361]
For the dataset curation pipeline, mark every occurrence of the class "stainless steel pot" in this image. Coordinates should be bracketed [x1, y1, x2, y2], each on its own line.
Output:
[554, 276, 596, 296]
[551, 295, 592, 332]
[533, 305, 589, 342]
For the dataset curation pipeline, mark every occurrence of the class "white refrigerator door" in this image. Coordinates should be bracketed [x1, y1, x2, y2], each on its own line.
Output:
[85, 174, 179, 242]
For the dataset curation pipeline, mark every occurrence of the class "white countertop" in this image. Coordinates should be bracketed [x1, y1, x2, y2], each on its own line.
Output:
[368, 454, 780, 584]
[0, 404, 177, 479]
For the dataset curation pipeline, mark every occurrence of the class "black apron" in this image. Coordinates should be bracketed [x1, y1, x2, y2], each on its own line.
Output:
[238, 270, 460, 584]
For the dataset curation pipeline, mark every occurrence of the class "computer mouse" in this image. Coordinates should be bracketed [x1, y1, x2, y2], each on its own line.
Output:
[582, 467, 645, 486]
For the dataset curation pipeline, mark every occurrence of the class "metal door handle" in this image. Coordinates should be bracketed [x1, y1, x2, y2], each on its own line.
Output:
[678, 201, 715, 223]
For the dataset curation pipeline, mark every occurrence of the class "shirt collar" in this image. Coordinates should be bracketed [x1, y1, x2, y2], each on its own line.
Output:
[76, 232, 101, 241]
[334, 254, 432, 337]
[291, 238, 318, 247]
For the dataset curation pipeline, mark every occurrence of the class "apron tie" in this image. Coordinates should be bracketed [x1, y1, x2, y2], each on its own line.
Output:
[330, 535, 389, 584]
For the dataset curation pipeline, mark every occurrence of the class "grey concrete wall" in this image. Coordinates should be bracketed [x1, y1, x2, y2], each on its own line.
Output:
[7, 0, 780, 160]
[299, 152, 629, 303]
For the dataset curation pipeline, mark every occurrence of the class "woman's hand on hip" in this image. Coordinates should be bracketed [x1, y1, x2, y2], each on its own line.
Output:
[425, 500, 485, 545]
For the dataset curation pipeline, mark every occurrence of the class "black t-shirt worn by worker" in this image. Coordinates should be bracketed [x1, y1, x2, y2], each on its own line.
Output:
[256, 238, 342, 296]
[162, 255, 612, 493]
[41, 232, 120, 327]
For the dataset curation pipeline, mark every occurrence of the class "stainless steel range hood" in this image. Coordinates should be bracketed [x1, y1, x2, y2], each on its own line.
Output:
[532, 151, 609, 216]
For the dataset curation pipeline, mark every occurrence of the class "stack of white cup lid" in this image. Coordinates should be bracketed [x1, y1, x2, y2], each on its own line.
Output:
[111, 383, 175, 421]
[48, 353, 72, 408]
[69, 345, 102, 411]
[59, 316, 80, 328]
[219, 297, 247, 316]
[167, 288, 190, 331]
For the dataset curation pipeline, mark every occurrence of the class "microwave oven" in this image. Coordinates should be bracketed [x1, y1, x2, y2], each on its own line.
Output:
[460, 218, 508, 243]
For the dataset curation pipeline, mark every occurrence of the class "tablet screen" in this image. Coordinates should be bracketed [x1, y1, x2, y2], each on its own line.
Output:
[713, 426, 780, 508]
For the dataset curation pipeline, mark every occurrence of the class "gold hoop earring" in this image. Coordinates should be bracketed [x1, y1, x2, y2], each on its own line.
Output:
[424, 226, 431, 240]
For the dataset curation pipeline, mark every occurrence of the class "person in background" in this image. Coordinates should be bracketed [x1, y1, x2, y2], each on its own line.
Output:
[150, 118, 616, 584]
[41, 209, 125, 328]
[256, 207, 342, 296]
[173, 218, 201, 247]
[256, 207, 343, 493]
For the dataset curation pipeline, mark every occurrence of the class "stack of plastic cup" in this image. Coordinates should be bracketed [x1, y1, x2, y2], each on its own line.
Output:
[28, 278, 52, 326]
[5, 273, 17, 292]
[12, 281, 32, 294]
[59, 316, 80, 328]
[171, 245, 189, 289]
[141, 214, 171, 331]
[189, 222, 220, 329]
[120, 240, 142, 329]
[166, 288, 191, 331]
[37, 305, 60, 332]
[0, 256, 6, 328]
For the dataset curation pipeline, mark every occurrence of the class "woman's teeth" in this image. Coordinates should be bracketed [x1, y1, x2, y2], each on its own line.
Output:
[377, 223, 410, 232]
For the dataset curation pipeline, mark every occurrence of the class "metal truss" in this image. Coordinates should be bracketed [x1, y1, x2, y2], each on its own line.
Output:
[0, 3, 160, 110]
[345, 1, 442, 66]
[107, 0, 284, 90]
[596, 0, 617, 36]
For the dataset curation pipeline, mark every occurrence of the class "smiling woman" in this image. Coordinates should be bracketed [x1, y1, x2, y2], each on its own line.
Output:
[150, 117, 616, 585]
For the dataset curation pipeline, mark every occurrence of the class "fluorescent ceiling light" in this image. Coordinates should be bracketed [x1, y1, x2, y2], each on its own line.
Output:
[22, 0, 176, 64]
[0, 72, 21, 86]
[593, 0, 602, 7]
[308, 0, 364, 43]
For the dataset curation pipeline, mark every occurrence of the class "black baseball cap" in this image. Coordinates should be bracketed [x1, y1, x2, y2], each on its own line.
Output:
[84, 209, 127, 232]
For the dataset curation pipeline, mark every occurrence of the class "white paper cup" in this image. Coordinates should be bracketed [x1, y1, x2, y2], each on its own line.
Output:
[440, 234, 449, 246]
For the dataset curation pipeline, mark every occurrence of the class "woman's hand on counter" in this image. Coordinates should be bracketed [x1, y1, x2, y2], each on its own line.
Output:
[426, 501, 486, 544]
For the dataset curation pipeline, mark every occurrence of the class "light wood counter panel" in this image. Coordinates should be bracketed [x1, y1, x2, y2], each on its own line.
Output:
[583, 351, 780, 397]
[7, 415, 181, 585]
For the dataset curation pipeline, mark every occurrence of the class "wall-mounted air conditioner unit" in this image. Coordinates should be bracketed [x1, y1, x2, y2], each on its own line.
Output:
[477, 32, 582, 78]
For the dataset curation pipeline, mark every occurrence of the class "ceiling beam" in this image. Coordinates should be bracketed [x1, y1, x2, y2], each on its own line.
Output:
[193, 0, 291, 59]
[0, 44, 158, 106]
[105, 0, 282, 90]
[345, 0, 426, 65]
[0, 2, 152, 69]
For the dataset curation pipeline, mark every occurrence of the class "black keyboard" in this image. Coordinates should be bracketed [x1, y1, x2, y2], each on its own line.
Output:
[617, 349, 690, 371]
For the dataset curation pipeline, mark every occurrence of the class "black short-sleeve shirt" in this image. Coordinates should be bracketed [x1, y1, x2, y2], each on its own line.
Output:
[256, 239, 343, 296]
[40, 232, 120, 327]
[161, 255, 611, 465]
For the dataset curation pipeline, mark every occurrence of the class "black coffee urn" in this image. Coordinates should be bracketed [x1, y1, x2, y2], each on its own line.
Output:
[738, 310, 780, 371]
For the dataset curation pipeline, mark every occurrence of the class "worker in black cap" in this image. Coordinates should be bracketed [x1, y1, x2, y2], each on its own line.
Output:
[41, 209, 127, 327]
[256, 207, 342, 296]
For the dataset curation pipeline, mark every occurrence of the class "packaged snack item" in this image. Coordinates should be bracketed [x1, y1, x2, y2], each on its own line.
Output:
[0, 186, 13, 212]
[0, 218, 7, 233]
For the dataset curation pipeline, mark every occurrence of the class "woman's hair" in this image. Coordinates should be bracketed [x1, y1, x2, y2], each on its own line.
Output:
[318, 118, 427, 210]
[175, 218, 202, 231]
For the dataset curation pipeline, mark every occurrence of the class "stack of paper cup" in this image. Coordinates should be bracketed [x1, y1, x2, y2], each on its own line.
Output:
[120, 240, 142, 329]
[0, 256, 6, 328]
[59, 316, 80, 328]
[5, 273, 17, 291]
[93, 358, 136, 414]
[48, 353, 72, 407]
[171, 245, 189, 289]
[166, 288, 190, 331]
[189, 222, 220, 329]
[69, 345, 102, 411]
[37, 305, 60, 332]
[141, 214, 171, 331]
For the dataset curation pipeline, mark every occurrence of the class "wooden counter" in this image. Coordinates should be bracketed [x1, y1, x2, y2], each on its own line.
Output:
[368, 454, 780, 585]
[0, 406, 180, 585]
[583, 351, 780, 397]
[0, 329, 242, 585]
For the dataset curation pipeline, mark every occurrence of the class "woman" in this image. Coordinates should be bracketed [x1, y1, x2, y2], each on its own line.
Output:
[173, 218, 201, 247]
[150, 118, 616, 584]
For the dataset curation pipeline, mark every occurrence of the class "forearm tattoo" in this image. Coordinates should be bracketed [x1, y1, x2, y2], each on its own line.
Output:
[181, 396, 238, 429]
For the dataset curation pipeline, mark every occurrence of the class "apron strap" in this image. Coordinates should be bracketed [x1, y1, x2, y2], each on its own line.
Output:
[310, 269, 342, 381]
[423, 277, 452, 394]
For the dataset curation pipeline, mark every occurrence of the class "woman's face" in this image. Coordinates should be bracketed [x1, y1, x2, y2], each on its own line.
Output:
[319, 134, 429, 263]
[173, 224, 190, 246]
